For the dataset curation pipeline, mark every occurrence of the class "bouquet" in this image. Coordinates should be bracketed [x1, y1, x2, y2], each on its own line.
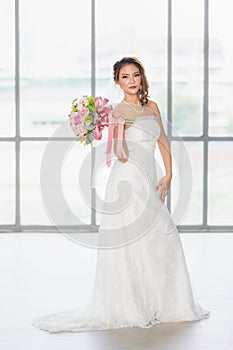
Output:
[68, 95, 112, 146]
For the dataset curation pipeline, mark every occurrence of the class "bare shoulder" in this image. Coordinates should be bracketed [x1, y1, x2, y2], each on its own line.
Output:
[147, 100, 161, 115]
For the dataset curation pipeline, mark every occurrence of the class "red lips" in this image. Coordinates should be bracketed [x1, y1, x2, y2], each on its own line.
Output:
[129, 86, 137, 89]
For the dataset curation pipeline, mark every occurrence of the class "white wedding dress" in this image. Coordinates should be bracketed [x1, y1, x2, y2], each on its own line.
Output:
[32, 103, 210, 333]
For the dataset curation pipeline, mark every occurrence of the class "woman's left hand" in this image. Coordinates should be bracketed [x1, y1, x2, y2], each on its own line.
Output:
[155, 174, 172, 203]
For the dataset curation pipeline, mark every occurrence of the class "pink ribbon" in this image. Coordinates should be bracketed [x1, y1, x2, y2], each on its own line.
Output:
[94, 96, 113, 143]
[105, 113, 125, 167]
[94, 123, 108, 140]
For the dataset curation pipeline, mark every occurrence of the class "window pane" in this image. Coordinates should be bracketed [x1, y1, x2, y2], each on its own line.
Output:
[209, 0, 233, 136]
[208, 142, 233, 225]
[20, 0, 91, 136]
[96, 0, 167, 118]
[0, 0, 15, 136]
[21, 142, 50, 224]
[0, 143, 15, 224]
[172, 0, 204, 136]
[21, 141, 90, 225]
[61, 142, 92, 225]
[171, 141, 203, 225]
[21, 142, 91, 225]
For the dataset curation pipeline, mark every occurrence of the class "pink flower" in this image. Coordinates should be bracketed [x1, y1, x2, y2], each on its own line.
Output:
[74, 115, 81, 124]
[79, 134, 86, 141]
[71, 110, 79, 118]
[79, 106, 89, 118]
[76, 124, 86, 134]
[78, 97, 88, 107]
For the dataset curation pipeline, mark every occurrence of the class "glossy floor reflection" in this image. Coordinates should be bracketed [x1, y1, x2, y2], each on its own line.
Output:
[0, 232, 232, 350]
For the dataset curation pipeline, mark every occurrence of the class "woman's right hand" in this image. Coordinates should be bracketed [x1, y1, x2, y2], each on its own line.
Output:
[118, 156, 128, 163]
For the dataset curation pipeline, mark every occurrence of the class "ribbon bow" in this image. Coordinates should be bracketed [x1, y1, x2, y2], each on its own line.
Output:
[94, 97, 113, 141]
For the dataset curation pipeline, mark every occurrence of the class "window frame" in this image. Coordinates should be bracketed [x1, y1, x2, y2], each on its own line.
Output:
[1, 0, 232, 233]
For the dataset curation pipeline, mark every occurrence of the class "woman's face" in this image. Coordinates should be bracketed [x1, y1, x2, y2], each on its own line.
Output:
[116, 64, 141, 96]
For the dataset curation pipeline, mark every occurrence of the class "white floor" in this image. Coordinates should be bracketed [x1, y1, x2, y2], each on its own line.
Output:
[0, 232, 232, 350]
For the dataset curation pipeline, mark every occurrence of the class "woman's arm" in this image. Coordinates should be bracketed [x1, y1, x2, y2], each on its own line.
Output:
[113, 116, 129, 163]
[148, 101, 173, 202]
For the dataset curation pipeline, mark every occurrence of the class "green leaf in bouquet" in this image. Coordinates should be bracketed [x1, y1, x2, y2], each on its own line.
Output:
[84, 114, 93, 122]
[72, 105, 78, 112]
[88, 105, 97, 113]
[71, 98, 78, 109]
[88, 96, 95, 106]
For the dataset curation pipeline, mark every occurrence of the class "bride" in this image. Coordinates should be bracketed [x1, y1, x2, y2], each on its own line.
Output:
[32, 56, 210, 333]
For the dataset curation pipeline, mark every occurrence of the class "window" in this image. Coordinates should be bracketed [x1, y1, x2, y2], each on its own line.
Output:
[1, 0, 232, 232]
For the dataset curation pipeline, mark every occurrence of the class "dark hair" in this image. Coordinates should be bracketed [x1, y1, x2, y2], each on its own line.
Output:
[113, 56, 150, 105]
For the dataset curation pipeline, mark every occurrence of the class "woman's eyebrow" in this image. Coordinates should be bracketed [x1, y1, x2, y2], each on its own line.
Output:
[120, 71, 140, 75]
